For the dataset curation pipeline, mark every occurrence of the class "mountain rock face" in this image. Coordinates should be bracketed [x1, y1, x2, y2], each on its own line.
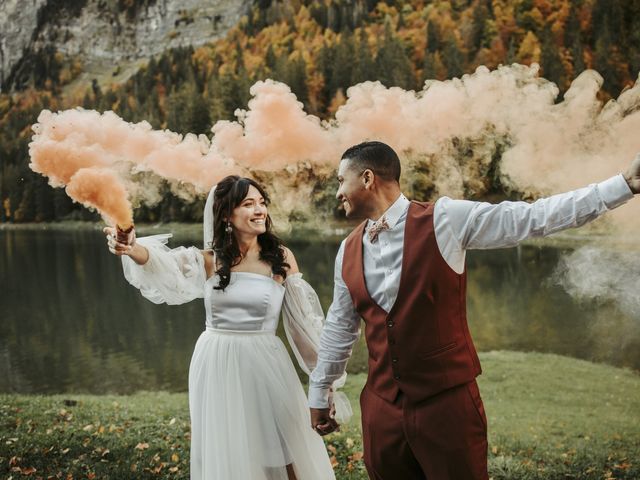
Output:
[0, 0, 48, 90]
[0, 0, 250, 92]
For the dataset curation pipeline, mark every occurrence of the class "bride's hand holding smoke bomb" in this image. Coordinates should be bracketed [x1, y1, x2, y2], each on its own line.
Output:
[104, 225, 149, 265]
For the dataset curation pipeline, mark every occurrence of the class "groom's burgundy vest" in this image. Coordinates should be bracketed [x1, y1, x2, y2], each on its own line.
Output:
[342, 201, 481, 403]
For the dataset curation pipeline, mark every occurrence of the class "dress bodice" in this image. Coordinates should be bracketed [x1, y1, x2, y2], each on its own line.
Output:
[204, 271, 286, 331]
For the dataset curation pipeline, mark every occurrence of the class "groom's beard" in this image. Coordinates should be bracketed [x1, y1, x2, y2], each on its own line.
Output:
[342, 202, 369, 220]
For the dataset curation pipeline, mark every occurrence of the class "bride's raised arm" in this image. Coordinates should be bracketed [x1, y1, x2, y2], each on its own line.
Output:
[104, 227, 207, 305]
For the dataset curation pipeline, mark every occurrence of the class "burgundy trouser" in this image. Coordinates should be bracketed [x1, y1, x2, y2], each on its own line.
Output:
[360, 380, 489, 480]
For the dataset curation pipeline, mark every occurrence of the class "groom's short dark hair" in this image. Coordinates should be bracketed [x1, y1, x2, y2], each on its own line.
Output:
[341, 141, 401, 183]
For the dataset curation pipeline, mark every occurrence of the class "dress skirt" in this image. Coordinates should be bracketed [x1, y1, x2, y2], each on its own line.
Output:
[188, 328, 336, 480]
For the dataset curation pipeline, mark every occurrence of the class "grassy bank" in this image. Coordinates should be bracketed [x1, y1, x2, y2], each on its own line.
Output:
[2, 351, 639, 479]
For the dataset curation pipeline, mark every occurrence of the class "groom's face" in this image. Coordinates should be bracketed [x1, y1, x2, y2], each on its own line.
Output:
[336, 158, 369, 219]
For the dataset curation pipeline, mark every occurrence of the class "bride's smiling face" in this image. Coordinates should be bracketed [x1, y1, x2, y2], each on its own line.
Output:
[228, 185, 268, 237]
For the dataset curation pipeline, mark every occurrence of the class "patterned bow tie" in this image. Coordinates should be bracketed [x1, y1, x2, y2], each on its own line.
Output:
[367, 216, 390, 243]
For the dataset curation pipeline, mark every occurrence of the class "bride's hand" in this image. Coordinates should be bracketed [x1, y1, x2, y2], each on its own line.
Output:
[103, 226, 136, 256]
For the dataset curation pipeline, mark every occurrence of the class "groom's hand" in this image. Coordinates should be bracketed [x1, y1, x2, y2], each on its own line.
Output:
[624, 153, 640, 194]
[310, 407, 339, 436]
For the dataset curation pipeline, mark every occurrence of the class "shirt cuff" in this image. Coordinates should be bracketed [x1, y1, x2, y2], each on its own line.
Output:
[308, 385, 331, 409]
[598, 174, 634, 209]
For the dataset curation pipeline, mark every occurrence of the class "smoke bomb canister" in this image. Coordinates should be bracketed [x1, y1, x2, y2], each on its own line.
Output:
[116, 224, 134, 244]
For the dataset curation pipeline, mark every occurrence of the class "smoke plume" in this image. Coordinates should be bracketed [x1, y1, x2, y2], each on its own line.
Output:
[30, 64, 640, 230]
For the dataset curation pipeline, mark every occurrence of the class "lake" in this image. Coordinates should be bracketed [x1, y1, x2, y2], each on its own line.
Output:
[1, 226, 638, 394]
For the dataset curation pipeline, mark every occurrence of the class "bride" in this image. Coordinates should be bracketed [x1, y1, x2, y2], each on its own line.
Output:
[104, 175, 350, 480]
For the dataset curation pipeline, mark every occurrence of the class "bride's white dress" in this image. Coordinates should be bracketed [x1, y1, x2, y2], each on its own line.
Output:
[121, 235, 346, 480]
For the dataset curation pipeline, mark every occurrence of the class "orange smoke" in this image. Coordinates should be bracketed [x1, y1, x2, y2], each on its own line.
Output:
[29, 108, 241, 225]
[66, 169, 133, 228]
[29, 63, 640, 231]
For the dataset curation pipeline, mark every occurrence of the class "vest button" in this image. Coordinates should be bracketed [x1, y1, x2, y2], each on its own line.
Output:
[394, 374, 401, 380]
[386, 321, 394, 328]
[392, 357, 398, 363]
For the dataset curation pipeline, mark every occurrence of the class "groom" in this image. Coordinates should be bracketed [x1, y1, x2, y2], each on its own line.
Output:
[309, 141, 639, 479]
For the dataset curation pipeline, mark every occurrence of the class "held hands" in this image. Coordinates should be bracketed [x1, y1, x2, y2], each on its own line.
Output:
[103, 226, 136, 256]
[310, 405, 340, 436]
[624, 153, 640, 194]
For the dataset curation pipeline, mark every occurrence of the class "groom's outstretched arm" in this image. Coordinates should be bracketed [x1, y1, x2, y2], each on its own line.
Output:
[433, 155, 639, 274]
[309, 241, 361, 435]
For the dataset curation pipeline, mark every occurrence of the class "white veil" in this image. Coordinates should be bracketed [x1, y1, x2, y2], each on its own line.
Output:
[203, 185, 216, 250]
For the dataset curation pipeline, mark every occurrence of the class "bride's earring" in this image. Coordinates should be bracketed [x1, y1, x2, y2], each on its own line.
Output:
[225, 221, 233, 234]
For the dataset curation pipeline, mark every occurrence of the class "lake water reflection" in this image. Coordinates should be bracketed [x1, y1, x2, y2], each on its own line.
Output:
[1, 227, 638, 394]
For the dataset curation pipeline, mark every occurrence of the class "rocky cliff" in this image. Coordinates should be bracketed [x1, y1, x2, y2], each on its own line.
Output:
[0, 0, 250, 93]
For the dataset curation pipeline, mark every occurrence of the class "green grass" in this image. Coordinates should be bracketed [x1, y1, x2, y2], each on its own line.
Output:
[2, 351, 639, 479]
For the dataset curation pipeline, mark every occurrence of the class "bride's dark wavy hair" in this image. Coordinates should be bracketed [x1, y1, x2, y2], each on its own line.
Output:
[211, 175, 289, 290]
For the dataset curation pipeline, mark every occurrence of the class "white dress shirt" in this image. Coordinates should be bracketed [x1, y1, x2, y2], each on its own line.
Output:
[308, 174, 634, 408]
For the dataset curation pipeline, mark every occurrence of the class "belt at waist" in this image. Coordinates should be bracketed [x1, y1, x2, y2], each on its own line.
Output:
[205, 326, 276, 335]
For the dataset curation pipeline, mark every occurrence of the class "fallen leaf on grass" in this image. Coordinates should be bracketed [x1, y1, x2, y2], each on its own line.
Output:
[135, 442, 149, 450]
[350, 451, 364, 461]
[11, 466, 36, 475]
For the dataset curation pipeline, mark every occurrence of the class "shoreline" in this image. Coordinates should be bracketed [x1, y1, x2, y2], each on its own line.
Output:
[2, 220, 639, 250]
[2, 350, 638, 397]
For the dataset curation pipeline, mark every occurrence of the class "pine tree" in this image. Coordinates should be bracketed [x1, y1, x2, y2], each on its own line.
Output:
[352, 28, 376, 85]
[469, 2, 489, 54]
[329, 32, 355, 95]
[317, 43, 336, 112]
[626, 0, 640, 75]
[594, 22, 624, 96]
[426, 20, 441, 53]
[540, 24, 565, 88]
[189, 91, 211, 135]
[309, 1, 328, 27]
[564, 3, 584, 75]
[327, 1, 342, 33]
[286, 57, 309, 107]
[422, 52, 437, 82]
[265, 44, 277, 71]
[166, 85, 192, 133]
[505, 37, 518, 65]
[375, 19, 415, 89]
[443, 36, 465, 78]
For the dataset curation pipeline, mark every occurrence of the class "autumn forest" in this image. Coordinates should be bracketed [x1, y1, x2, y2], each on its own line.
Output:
[1, 0, 639, 223]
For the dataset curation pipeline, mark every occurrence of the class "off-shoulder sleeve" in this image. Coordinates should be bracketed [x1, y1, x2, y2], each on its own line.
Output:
[121, 234, 206, 305]
[282, 272, 353, 423]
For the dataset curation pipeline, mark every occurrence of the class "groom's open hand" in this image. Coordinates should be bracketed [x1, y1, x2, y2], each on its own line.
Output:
[310, 407, 339, 436]
[624, 153, 640, 194]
